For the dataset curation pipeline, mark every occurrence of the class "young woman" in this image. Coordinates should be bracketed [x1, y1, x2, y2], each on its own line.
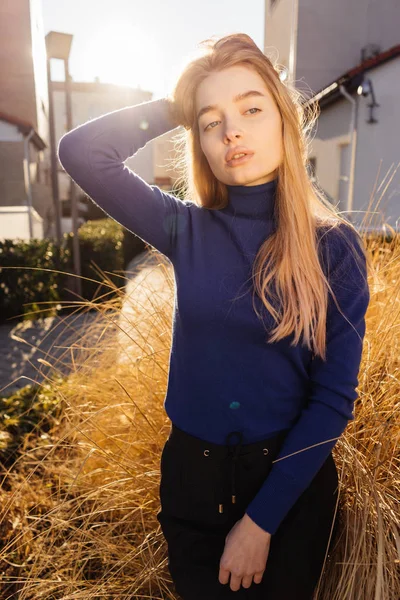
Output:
[58, 33, 370, 599]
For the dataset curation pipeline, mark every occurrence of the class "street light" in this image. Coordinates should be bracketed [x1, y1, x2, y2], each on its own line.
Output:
[338, 76, 380, 223]
[357, 78, 380, 124]
[45, 31, 82, 298]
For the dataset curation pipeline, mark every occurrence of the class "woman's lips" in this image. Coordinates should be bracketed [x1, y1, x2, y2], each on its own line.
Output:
[226, 153, 254, 167]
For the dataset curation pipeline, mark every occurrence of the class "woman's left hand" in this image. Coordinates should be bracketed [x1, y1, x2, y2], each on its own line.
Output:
[218, 513, 272, 592]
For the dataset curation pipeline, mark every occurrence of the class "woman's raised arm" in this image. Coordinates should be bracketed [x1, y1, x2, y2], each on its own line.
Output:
[57, 97, 189, 261]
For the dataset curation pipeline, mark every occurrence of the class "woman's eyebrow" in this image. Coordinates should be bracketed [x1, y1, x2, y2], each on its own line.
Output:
[197, 90, 267, 120]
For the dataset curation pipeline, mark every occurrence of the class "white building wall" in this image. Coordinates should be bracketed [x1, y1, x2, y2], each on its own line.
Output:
[353, 58, 400, 229]
[0, 206, 43, 240]
[265, 0, 400, 96]
[309, 58, 400, 229]
[264, 0, 295, 76]
[0, 121, 24, 142]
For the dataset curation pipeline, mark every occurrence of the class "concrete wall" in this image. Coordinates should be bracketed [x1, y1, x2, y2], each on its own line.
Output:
[352, 58, 400, 229]
[297, 0, 400, 96]
[0, 0, 38, 128]
[264, 0, 400, 229]
[309, 58, 400, 228]
[264, 0, 400, 95]
[29, 0, 50, 145]
[264, 0, 295, 76]
[0, 140, 25, 206]
[0, 133, 52, 230]
[0, 206, 44, 240]
[0, 0, 53, 236]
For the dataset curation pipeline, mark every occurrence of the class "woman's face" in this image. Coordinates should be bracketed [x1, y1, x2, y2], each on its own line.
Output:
[196, 65, 283, 186]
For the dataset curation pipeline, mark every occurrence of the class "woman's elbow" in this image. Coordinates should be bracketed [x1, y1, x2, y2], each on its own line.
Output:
[57, 131, 85, 172]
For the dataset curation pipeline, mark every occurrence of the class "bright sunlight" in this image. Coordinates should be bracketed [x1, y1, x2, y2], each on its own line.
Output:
[80, 22, 163, 89]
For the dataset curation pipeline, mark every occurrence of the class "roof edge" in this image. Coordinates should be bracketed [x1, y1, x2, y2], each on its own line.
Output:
[0, 111, 47, 150]
[304, 43, 400, 109]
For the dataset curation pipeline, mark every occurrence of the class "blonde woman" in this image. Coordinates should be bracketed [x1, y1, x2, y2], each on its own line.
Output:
[58, 33, 370, 599]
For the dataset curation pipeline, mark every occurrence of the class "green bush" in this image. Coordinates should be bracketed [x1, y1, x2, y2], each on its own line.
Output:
[0, 218, 146, 323]
[0, 238, 71, 322]
[64, 218, 125, 304]
[0, 380, 64, 468]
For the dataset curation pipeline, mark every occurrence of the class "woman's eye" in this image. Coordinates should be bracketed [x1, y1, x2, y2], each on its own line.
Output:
[204, 108, 261, 131]
[204, 120, 219, 131]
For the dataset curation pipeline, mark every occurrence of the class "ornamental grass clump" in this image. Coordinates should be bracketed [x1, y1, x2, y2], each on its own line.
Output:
[0, 186, 399, 599]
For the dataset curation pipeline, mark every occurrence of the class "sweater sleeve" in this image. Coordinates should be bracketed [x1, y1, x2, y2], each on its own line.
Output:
[57, 97, 190, 261]
[245, 224, 370, 535]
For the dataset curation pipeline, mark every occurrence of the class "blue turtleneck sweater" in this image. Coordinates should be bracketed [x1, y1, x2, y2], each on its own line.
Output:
[57, 97, 370, 536]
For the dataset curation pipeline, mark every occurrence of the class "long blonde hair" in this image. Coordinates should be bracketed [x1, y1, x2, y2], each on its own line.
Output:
[167, 33, 370, 361]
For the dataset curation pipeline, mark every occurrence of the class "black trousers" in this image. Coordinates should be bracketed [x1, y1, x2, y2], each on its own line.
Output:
[156, 423, 340, 600]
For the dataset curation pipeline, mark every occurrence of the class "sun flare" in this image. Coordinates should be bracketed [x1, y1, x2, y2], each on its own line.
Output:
[80, 22, 162, 90]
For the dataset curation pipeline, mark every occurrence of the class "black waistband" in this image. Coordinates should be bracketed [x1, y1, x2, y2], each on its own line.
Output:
[167, 423, 291, 514]
[168, 422, 290, 458]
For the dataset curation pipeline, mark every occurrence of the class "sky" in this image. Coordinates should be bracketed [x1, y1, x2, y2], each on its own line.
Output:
[41, 0, 265, 100]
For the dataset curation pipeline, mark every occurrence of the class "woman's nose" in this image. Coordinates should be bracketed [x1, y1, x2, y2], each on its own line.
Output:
[223, 125, 242, 142]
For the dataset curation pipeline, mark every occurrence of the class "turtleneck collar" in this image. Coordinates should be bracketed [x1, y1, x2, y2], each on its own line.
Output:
[224, 178, 278, 219]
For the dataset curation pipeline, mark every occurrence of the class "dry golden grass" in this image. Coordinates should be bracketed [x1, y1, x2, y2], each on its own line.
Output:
[0, 172, 399, 599]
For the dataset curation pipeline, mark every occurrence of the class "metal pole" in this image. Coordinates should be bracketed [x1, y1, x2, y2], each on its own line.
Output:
[46, 57, 62, 243]
[23, 128, 35, 239]
[64, 60, 82, 298]
[339, 85, 358, 222]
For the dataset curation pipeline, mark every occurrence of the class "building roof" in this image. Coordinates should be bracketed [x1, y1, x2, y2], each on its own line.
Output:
[0, 111, 46, 150]
[305, 43, 400, 109]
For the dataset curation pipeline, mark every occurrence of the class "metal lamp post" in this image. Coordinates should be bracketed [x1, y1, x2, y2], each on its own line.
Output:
[45, 31, 82, 298]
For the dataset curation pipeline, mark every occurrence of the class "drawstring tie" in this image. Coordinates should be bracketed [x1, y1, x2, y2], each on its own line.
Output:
[218, 430, 243, 514]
